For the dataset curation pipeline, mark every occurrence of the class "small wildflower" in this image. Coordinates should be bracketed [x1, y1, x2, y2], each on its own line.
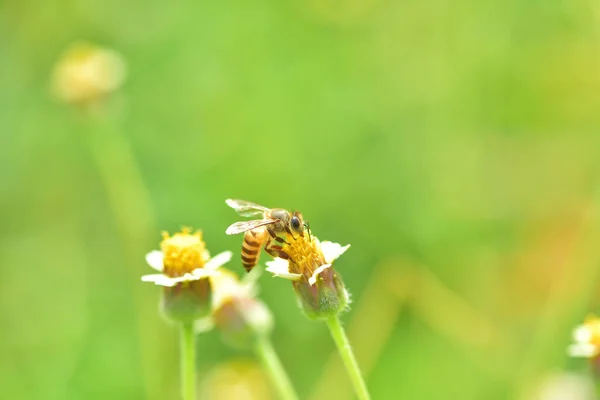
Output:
[535, 372, 596, 400]
[196, 269, 273, 348]
[568, 315, 600, 358]
[265, 235, 350, 319]
[142, 227, 232, 323]
[51, 41, 126, 106]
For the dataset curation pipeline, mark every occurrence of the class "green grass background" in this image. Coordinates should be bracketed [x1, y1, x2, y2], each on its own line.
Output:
[2, 0, 600, 398]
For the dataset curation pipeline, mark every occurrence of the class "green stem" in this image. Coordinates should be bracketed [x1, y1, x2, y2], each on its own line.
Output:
[180, 322, 196, 400]
[255, 335, 299, 400]
[84, 110, 172, 400]
[326, 316, 371, 400]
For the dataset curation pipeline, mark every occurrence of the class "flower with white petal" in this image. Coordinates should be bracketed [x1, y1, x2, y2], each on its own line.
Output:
[568, 315, 600, 358]
[141, 227, 232, 323]
[265, 234, 350, 319]
[141, 227, 232, 287]
[265, 236, 349, 286]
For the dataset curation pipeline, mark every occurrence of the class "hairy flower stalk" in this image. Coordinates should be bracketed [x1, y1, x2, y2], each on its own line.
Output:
[51, 42, 175, 400]
[265, 234, 371, 400]
[196, 269, 299, 400]
[142, 228, 232, 400]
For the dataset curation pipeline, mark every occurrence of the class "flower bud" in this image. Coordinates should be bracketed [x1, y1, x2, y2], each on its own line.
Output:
[160, 279, 213, 324]
[292, 264, 349, 320]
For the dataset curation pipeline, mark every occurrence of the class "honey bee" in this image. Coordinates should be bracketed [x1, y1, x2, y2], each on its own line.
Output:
[225, 199, 308, 272]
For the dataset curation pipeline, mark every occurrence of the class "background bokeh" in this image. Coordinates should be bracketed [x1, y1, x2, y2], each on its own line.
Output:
[3, 0, 600, 399]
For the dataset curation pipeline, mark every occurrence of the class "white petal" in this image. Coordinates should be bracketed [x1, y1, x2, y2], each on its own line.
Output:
[141, 273, 177, 287]
[265, 258, 302, 281]
[568, 343, 598, 358]
[145, 250, 164, 271]
[308, 264, 331, 286]
[265, 258, 288, 273]
[573, 326, 592, 344]
[192, 268, 220, 279]
[267, 269, 302, 281]
[204, 251, 233, 271]
[320, 242, 350, 264]
[141, 272, 202, 287]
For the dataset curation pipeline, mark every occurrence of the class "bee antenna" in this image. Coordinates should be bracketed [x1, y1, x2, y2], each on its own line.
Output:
[304, 221, 312, 241]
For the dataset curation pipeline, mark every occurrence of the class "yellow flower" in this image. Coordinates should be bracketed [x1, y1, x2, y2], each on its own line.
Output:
[51, 41, 126, 105]
[142, 228, 232, 287]
[568, 315, 600, 358]
[265, 237, 349, 284]
[265, 235, 350, 319]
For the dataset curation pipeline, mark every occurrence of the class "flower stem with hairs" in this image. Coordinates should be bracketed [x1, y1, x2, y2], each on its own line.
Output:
[326, 316, 370, 400]
[255, 335, 299, 400]
[180, 322, 196, 400]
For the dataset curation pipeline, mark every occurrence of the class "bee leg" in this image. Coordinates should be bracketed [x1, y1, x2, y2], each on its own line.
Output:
[265, 244, 294, 263]
[267, 226, 289, 245]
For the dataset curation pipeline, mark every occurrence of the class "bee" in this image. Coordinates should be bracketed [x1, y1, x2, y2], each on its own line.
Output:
[225, 199, 308, 272]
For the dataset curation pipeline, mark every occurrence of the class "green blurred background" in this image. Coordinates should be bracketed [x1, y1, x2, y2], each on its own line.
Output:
[3, 0, 600, 399]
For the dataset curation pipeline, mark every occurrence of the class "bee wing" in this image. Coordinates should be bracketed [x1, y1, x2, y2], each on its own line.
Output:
[225, 219, 277, 235]
[226, 199, 271, 217]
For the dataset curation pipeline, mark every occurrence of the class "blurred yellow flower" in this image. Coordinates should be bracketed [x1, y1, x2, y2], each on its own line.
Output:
[142, 228, 232, 287]
[51, 41, 126, 105]
[568, 315, 600, 358]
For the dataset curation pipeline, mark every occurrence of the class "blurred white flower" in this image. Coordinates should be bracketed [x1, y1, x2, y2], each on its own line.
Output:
[534, 372, 596, 400]
[195, 268, 273, 347]
[568, 316, 600, 358]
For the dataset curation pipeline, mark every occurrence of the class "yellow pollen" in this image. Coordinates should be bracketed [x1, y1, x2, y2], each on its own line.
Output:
[282, 235, 326, 277]
[161, 227, 207, 277]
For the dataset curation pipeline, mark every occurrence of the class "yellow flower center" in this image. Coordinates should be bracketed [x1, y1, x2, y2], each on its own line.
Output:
[282, 235, 326, 278]
[161, 227, 207, 277]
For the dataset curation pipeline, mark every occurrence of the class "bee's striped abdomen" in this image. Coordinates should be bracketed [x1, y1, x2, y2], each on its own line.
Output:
[241, 228, 266, 272]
